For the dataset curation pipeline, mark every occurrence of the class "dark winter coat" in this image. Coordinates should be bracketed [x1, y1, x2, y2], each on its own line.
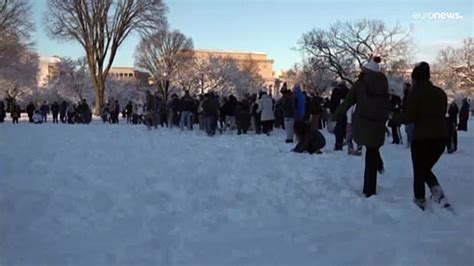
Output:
[51, 103, 60, 115]
[330, 84, 349, 114]
[459, 101, 470, 121]
[40, 104, 49, 115]
[388, 95, 402, 127]
[180, 95, 195, 112]
[310, 96, 323, 115]
[293, 129, 326, 154]
[146, 94, 158, 112]
[336, 70, 390, 147]
[26, 103, 36, 116]
[59, 101, 69, 116]
[448, 103, 459, 125]
[11, 105, 21, 119]
[0, 101, 5, 120]
[125, 103, 133, 116]
[402, 80, 448, 140]
[202, 97, 220, 116]
[281, 92, 295, 118]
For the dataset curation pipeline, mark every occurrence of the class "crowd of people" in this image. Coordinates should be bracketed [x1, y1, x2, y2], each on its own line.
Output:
[0, 58, 471, 211]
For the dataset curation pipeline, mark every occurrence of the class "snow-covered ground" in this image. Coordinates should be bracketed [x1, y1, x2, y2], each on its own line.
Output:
[1, 120, 473, 266]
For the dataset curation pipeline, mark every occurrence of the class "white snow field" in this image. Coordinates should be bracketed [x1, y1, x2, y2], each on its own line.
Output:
[0, 121, 473, 266]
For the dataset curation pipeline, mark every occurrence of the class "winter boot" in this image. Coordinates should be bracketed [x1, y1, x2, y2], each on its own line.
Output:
[413, 198, 426, 211]
[430, 185, 451, 209]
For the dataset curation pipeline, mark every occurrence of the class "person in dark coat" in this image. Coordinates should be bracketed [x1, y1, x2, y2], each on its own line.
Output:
[331, 82, 349, 150]
[447, 101, 459, 153]
[81, 99, 92, 124]
[388, 92, 403, 144]
[60, 101, 69, 123]
[335, 57, 390, 198]
[458, 98, 470, 131]
[309, 94, 323, 130]
[402, 62, 451, 211]
[11, 104, 21, 124]
[202, 93, 220, 136]
[0, 100, 6, 123]
[179, 90, 195, 130]
[281, 87, 296, 143]
[51, 102, 60, 123]
[39, 101, 49, 123]
[402, 83, 414, 148]
[125, 101, 133, 124]
[292, 120, 326, 154]
[235, 97, 251, 135]
[26, 102, 36, 123]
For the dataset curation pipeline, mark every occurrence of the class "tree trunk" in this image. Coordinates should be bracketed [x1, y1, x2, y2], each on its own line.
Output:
[94, 78, 105, 116]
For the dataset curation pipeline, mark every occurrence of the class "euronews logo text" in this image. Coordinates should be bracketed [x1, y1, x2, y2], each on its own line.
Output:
[413, 12, 463, 20]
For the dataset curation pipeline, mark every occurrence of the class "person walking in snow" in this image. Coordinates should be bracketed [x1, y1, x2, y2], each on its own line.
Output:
[402, 83, 414, 148]
[281, 86, 296, 143]
[179, 90, 195, 130]
[145, 91, 158, 129]
[0, 100, 6, 123]
[402, 62, 451, 211]
[331, 82, 349, 151]
[60, 101, 69, 123]
[335, 56, 390, 198]
[458, 98, 470, 131]
[11, 103, 21, 124]
[51, 101, 60, 123]
[235, 96, 251, 135]
[388, 91, 403, 145]
[292, 120, 326, 154]
[447, 101, 459, 153]
[26, 101, 36, 123]
[257, 91, 275, 135]
[40, 101, 49, 123]
[66, 103, 76, 124]
[125, 101, 133, 124]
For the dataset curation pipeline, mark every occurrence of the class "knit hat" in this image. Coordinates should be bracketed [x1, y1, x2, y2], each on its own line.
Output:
[363, 56, 381, 72]
[411, 62, 430, 81]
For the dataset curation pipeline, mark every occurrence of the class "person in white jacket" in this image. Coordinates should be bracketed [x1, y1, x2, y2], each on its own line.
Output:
[257, 92, 275, 135]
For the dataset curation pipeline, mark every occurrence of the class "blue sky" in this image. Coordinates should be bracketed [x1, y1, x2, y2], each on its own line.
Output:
[32, 0, 473, 70]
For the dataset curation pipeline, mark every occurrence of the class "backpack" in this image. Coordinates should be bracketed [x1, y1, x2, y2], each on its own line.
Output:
[356, 72, 390, 122]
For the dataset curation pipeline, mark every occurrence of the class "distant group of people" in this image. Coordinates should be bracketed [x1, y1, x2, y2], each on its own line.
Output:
[0, 99, 92, 124]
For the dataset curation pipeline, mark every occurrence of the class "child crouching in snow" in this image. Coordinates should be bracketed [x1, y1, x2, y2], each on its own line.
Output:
[33, 110, 43, 124]
[292, 120, 326, 154]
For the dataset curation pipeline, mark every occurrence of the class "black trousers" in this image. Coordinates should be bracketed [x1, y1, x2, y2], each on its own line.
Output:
[261, 120, 273, 135]
[391, 125, 400, 144]
[334, 119, 347, 149]
[447, 121, 458, 151]
[364, 146, 383, 196]
[411, 139, 445, 200]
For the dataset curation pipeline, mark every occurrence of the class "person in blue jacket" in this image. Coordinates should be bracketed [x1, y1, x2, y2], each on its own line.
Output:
[293, 84, 306, 120]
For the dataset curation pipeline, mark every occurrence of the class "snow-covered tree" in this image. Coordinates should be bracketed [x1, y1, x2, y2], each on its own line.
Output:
[45, 57, 95, 104]
[433, 37, 473, 100]
[298, 19, 413, 84]
[45, 0, 168, 115]
[105, 77, 143, 106]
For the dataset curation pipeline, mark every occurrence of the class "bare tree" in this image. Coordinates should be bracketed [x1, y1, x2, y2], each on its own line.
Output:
[433, 37, 473, 100]
[45, 0, 167, 114]
[0, 0, 33, 38]
[135, 29, 194, 101]
[298, 58, 335, 96]
[0, 0, 33, 71]
[298, 19, 412, 84]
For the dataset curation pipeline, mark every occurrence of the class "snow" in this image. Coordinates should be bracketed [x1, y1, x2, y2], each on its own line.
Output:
[1, 120, 473, 265]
